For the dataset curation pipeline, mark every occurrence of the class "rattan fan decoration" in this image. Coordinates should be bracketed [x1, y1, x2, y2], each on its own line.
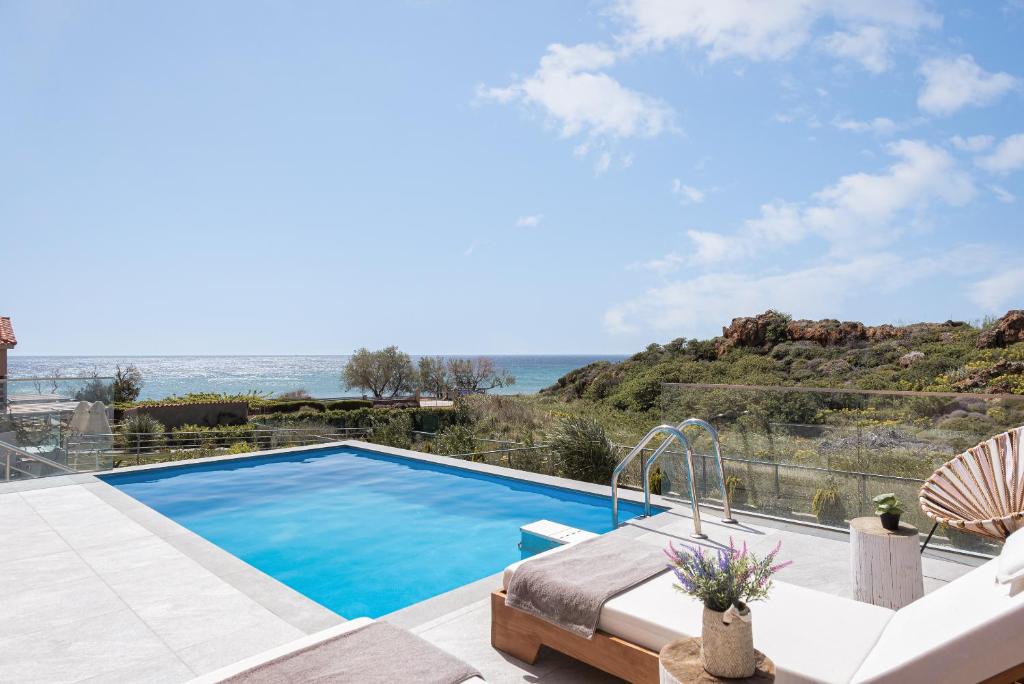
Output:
[920, 425, 1024, 541]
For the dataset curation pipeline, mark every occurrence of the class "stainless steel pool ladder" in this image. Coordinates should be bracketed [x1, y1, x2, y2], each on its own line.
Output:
[642, 418, 737, 528]
[611, 424, 707, 536]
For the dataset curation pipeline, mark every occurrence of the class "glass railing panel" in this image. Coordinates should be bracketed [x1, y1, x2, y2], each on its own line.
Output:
[659, 383, 1023, 555]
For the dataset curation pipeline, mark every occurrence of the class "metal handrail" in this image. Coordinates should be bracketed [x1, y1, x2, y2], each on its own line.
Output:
[611, 425, 699, 532]
[0, 439, 76, 482]
[643, 417, 736, 525]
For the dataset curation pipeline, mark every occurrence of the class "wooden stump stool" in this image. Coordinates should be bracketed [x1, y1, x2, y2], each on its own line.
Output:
[850, 516, 924, 609]
[659, 638, 774, 683]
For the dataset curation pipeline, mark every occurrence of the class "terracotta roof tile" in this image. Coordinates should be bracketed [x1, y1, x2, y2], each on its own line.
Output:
[0, 317, 16, 347]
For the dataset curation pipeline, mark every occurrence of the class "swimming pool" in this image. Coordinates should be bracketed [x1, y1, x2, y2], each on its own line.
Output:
[102, 446, 652, 617]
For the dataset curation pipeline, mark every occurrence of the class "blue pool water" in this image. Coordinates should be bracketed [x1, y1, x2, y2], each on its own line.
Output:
[103, 446, 651, 618]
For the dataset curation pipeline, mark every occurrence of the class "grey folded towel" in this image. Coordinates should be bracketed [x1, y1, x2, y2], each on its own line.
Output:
[505, 534, 668, 639]
[219, 621, 481, 684]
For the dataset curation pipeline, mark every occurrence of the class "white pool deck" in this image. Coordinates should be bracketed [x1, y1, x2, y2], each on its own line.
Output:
[0, 441, 982, 683]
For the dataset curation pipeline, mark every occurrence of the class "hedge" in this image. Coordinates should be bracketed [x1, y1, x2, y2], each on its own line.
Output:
[249, 398, 373, 414]
[253, 407, 463, 432]
[324, 399, 373, 411]
[254, 399, 327, 414]
[168, 424, 273, 448]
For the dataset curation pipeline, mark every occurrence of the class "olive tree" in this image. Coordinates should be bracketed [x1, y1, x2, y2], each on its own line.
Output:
[418, 357, 451, 398]
[416, 357, 516, 398]
[342, 347, 415, 398]
[446, 357, 515, 393]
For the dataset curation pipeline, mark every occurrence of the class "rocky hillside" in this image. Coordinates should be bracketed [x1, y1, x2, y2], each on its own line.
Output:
[543, 310, 1024, 411]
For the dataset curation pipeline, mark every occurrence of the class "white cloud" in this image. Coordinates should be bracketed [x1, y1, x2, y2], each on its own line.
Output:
[917, 55, 1019, 115]
[478, 42, 675, 141]
[743, 200, 806, 245]
[802, 140, 975, 243]
[604, 252, 969, 335]
[685, 229, 734, 263]
[683, 140, 975, 264]
[833, 116, 897, 134]
[969, 270, 1024, 311]
[635, 251, 685, 276]
[613, 0, 939, 70]
[976, 133, 1024, 174]
[820, 25, 891, 73]
[516, 214, 544, 227]
[949, 134, 995, 152]
[991, 186, 1016, 203]
[671, 179, 706, 205]
[595, 151, 612, 174]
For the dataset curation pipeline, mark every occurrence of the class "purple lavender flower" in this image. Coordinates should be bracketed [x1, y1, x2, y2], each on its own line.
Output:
[664, 539, 792, 613]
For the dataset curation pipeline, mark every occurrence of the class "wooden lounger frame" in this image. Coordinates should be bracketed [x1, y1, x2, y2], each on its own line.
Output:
[490, 590, 659, 684]
[491, 589, 1024, 684]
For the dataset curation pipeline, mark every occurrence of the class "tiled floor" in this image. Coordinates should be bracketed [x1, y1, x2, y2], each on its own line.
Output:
[0, 480, 341, 683]
[0, 475, 982, 684]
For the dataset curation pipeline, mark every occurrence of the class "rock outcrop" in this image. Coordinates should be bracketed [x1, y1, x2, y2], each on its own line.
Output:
[977, 310, 1024, 349]
[718, 311, 915, 354]
[899, 351, 925, 367]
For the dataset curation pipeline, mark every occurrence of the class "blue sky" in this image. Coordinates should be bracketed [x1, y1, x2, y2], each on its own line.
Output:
[2, 1, 1022, 355]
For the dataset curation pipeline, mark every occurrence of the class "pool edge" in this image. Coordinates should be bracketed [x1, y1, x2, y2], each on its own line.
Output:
[94, 439, 672, 512]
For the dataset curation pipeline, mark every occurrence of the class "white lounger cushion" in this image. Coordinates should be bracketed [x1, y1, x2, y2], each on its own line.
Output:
[997, 527, 1024, 584]
[851, 558, 1024, 684]
[503, 558, 893, 684]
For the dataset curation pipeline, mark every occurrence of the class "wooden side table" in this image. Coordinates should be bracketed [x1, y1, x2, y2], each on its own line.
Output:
[850, 516, 924, 609]
[659, 638, 775, 683]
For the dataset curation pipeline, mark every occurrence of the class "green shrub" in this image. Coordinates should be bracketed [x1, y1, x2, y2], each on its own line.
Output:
[257, 400, 327, 414]
[550, 415, 616, 484]
[725, 474, 747, 505]
[811, 478, 846, 525]
[432, 424, 477, 456]
[368, 412, 413, 450]
[131, 392, 270, 409]
[169, 424, 270, 450]
[116, 414, 166, 453]
[255, 407, 460, 433]
[324, 399, 373, 411]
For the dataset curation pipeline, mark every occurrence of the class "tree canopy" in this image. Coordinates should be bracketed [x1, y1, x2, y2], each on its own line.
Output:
[417, 356, 515, 397]
[342, 347, 416, 398]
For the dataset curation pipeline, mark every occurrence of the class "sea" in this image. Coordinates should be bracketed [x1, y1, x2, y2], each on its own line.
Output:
[6, 355, 627, 401]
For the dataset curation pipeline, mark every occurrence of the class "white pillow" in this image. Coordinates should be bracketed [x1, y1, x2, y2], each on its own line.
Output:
[996, 527, 1024, 584]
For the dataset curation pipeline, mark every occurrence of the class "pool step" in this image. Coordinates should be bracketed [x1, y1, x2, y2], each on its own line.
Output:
[519, 520, 597, 558]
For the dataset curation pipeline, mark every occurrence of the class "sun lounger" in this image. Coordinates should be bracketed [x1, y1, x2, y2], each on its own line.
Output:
[193, 618, 484, 684]
[493, 544, 1024, 683]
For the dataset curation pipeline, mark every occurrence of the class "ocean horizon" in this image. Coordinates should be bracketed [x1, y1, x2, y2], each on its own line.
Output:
[6, 354, 628, 400]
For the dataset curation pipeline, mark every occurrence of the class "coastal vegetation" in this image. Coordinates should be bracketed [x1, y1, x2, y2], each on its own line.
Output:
[111, 364, 144, 403]
[541, 310, 1024, 410]
[105, 309, 1022, 553]
[341, 347, 516, 398]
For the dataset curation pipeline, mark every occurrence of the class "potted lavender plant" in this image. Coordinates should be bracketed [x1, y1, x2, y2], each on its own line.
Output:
[665, 539, 790, 678]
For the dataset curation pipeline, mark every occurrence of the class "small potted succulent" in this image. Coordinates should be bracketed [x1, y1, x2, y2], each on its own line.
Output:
[873, 492, 905, 531]
[665, 539, 790, 678]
